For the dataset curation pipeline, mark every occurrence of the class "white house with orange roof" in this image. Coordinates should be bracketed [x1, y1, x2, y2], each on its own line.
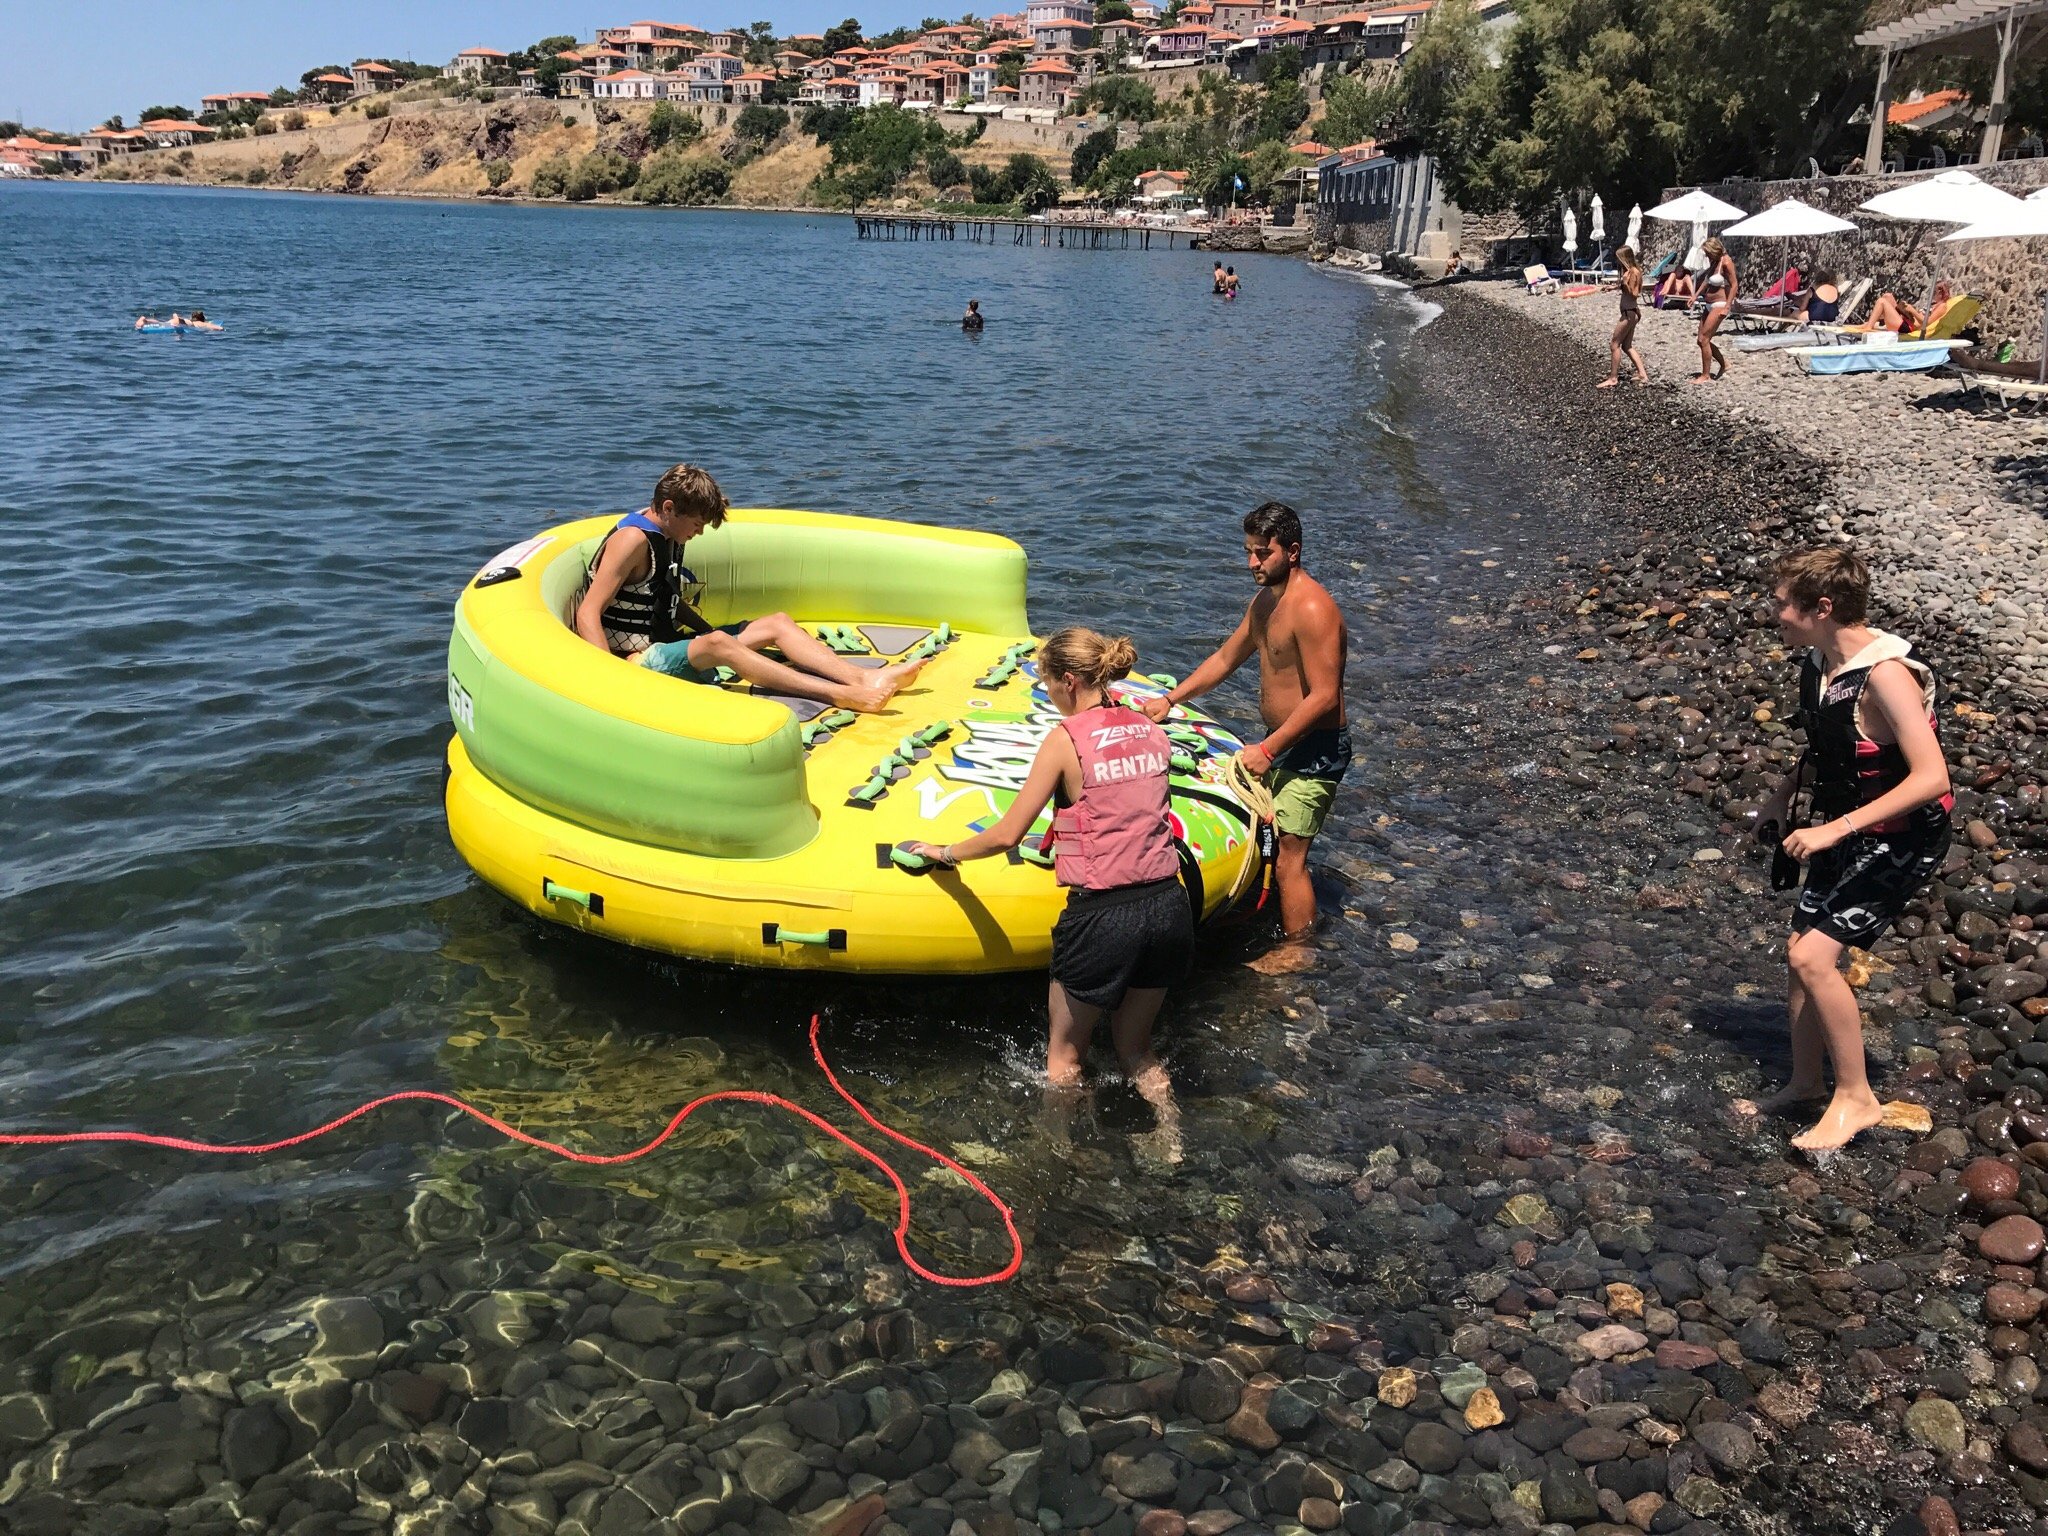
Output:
[349, 60, 401, 95]
[856, 66, 912, 105]
[1133, 167, 1190, 199]
[448, 46, 507, 79]
[592, 69, 666, 99]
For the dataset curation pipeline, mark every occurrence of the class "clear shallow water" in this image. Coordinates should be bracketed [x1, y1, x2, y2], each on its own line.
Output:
[0, 182, 1693, 1526]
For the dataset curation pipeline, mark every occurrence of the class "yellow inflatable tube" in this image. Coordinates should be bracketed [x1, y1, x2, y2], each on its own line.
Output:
[445, 509, 1261, 974]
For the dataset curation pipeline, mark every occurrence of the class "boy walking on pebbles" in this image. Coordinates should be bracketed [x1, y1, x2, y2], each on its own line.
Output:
[1143, 502, 1350, 974]
[1750, 547, 1953, 1151]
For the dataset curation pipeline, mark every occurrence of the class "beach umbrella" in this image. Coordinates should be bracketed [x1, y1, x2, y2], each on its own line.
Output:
[1862, 170, 2026, 314]
[1722, 198, 1858, 301]
[1645, 189, 1747, 223]
[1625, 202, 1642, 257]
[1858, 168, 2023, 225]
[1720, 198, 1859, 238]
[1562, 206, 1578, 266]
[1589, 194, 1606, 270]
[1942, 200, 2048, 382]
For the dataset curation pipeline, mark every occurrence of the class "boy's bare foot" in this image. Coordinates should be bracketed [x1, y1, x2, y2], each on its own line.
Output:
[1753, 1082, 1829, 1117]
[834, 681, 896, 714]
[1595, 377, 1619, 389]
[878, 656, 928, 690]
[1690, 372, 1714, 384]
[1247, 941, 1317, 975]
[1790, 1093, 1886, 1151]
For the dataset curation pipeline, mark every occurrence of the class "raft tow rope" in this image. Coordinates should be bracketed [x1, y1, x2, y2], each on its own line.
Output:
[0, 1015, 1022, 1290]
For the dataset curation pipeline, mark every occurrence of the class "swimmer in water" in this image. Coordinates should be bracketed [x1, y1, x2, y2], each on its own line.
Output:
[134, 314, 158, 330]
[1223, 266, 1239, 299]
[1212, 261, 1227, 294]
[186, 310, 222, 331]
[961, 299, 984, 332]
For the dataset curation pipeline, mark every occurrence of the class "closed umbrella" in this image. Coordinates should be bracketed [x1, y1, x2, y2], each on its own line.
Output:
[1590, 193, 1605, 268]
[1942, 200, 2048, 382]
[1624, 202, 1642, 258]
[1562, 206, 1578, 270]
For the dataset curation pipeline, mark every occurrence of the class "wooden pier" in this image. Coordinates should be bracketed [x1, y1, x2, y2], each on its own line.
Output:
[854, 214, 1189, 250]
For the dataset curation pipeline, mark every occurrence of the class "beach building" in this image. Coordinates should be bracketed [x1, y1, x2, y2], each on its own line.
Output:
[774, 47, 813, 70]
[350, 60, 401, 95]
[1133, 167, 1190, 199]
[932, 60, 971, 100]
[3, 134, 93, 170]
[1027, 0, 1096, 50]
[448, 47, 507, 80]
[1210, 0, 1275, 32]
[857, 67, 913, 105]
[585, 45, 632, 74]
[695, 50, 745, 79]
[966, 57, 1000, 98]
[729, 70, 775, 101]
[1095, 17, 1147, 56]
[82, 126, 152, 157]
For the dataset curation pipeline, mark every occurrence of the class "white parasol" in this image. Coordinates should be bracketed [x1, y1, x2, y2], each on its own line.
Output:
[1645, 189, 1748, 223]
[1562, 206, 1578, 264]
[1720, 198, 1859, 237]
[1941, 200, 2048, 382]
[1624, 202, 1642, 258]
[1862, 170, 2025, 315]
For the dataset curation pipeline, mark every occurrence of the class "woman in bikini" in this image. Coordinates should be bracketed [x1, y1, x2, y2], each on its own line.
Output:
[1598, 245, 1648, 388]
[1694, 237, 1737, 382]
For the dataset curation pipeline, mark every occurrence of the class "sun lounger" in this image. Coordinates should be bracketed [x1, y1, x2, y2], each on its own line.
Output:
[1954, 348, 2048, 407]
[1789, 339, 1970, 375]
[1522, 262, 1558, 295]
[1736, 278, 1873, 335]
[1814, 293, 1979, 345]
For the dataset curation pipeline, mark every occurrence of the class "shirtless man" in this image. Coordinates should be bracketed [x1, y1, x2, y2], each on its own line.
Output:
[1142, 501, 1350, 974]
[574, 462, 924, 714]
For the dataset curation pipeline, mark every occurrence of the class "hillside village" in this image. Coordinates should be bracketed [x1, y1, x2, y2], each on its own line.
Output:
[0, 1, 1501, 216]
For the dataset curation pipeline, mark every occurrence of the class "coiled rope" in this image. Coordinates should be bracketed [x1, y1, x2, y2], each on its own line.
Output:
[0, 1014, 1021, 1289]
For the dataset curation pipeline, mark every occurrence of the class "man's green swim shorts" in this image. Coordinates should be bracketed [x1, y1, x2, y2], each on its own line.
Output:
[1264, 726, 1353, 839]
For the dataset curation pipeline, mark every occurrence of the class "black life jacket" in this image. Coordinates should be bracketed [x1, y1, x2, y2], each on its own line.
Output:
[1797, 632, 1953, 836]
[588, 511, 697, 652]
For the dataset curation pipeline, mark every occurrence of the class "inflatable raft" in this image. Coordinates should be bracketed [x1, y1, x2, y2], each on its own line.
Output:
[444, 509, 1263, 974]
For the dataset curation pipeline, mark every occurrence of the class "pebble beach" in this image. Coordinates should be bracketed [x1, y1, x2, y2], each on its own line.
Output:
[11, 186, 2048, 1536]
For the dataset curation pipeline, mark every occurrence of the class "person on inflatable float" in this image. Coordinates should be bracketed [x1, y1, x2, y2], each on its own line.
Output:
[906, 627, 1189, 1160]
[574, 463, 926, 714]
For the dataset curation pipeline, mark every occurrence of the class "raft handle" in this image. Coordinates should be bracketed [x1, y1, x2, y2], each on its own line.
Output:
[762, 923, 847, 951]
[543, 879, 605, 917]
[474, 566, 524, 589]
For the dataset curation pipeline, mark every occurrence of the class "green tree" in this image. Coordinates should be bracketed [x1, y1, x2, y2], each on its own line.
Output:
[1097, 0, 1134, 18]
[1256, 45, 1303, 84]
[735, 103, 789, 144]
[921, 16, 951, 30]
[1080, 74, 1156, 120]
[484, 158, 514, 188]
[923, 145, 968, 189]
[564, 149, 636, 200]
[1086, 131, 1180, 193]
[1005, 151, 1060, 211]
[633, 150, 732, 203]
[298, 66, 348, 91]
[749, 20, 779, 62]
[269, 87, 295, 105]
[139, 104, 192, 121]
[530, 155, 572, 196]
[968, 161, 1011, 202]
[1244, 138, 1303, 202]
[828, 104, 937, 180]
[1254, 75, 1308, 142]
[822, 16, 866, 52]
[996, 50, 1026, 89]
[648, 101, 704, 149]
[104, 115, 124, 130]
[803, 103, 854, 142]
[1070, 124, 1119, 184]
[1317, 69, 1397, 148]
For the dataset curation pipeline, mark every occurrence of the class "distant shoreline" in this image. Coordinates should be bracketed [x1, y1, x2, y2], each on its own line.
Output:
[14, 173, 851, 218]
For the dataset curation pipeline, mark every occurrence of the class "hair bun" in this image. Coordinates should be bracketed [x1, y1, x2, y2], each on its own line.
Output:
[1102, 635, 1138, 681]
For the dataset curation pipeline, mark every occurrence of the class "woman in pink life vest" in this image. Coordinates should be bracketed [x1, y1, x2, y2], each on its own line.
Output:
[908, 627, 1192, 1154]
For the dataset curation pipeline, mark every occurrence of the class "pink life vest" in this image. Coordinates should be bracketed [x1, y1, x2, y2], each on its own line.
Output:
[1051, 706, 1180, 890]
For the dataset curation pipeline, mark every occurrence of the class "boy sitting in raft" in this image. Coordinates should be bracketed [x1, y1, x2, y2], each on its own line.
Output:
[573, 463, 926, 714]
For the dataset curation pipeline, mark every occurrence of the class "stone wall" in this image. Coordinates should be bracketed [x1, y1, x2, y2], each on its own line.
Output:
[1635, 164, 2048, 340]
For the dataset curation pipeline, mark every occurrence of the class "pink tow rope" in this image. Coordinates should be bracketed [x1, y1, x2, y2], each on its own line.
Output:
[0, 1015, 1022, 1289]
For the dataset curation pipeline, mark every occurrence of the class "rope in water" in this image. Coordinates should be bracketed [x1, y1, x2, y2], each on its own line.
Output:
[0, 1014, 1022, 1289]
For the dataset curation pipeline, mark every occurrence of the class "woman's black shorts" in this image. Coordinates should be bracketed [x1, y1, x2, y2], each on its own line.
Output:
[1050, 877, 1194, 1009]
[1793, 821, 1951, 949]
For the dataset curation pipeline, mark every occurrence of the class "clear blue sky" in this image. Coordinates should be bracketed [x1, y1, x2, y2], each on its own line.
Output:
[1, 0, 929, 132]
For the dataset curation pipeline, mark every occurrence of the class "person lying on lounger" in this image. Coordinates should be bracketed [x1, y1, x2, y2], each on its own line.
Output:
[1793, 276, 1841, 326]
[1845, 280, 1954, 336]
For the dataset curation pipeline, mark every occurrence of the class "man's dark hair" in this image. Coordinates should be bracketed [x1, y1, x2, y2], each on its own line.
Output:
[1243, 500, 1302, 549]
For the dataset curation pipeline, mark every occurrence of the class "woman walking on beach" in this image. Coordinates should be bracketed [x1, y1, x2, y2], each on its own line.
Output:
[1598, 245, 1648, 388]
[1750, 547, 1953, 1152]
[906, 628, 1191, 1160]
[1694, 237, 1738, 382]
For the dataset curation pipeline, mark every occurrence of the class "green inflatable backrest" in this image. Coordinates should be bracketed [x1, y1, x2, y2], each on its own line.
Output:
[460, 514, 1030, 863]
